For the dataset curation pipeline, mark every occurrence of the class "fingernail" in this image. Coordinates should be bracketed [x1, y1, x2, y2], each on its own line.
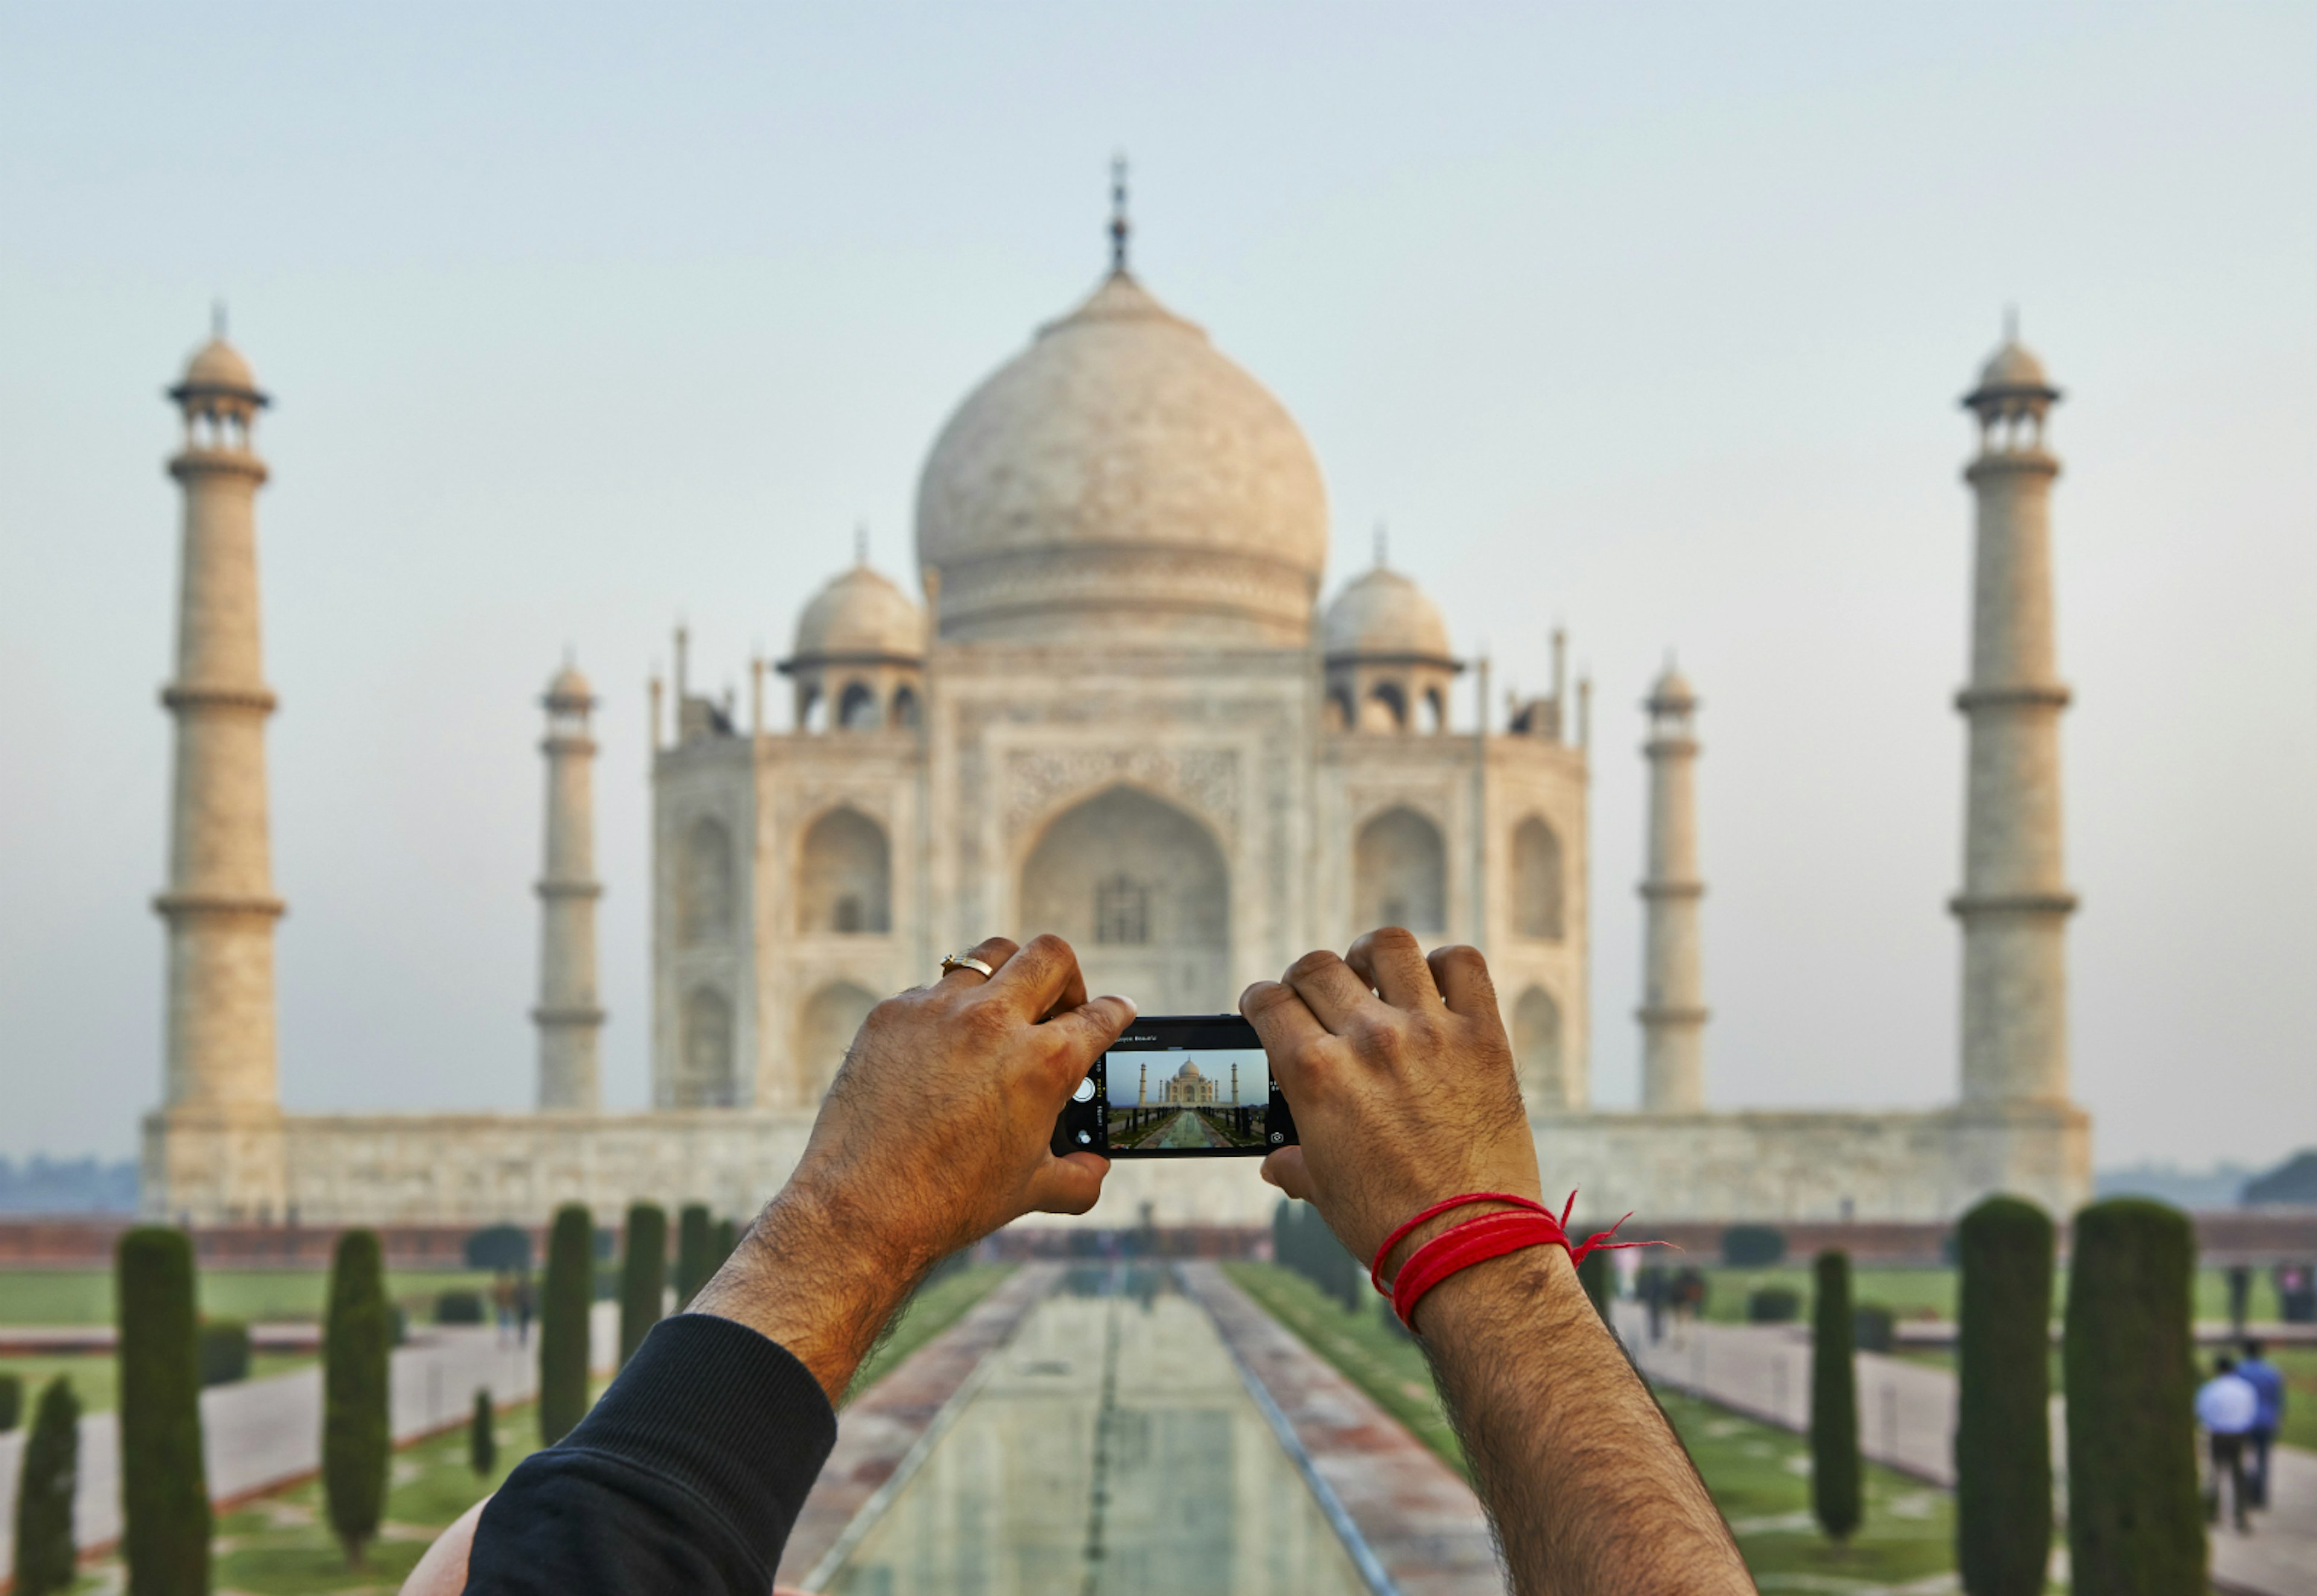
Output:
[1102, 994, 1137, 1016]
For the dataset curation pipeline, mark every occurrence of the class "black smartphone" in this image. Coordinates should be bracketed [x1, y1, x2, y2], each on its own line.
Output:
[1050, 1014, 1297, 1159]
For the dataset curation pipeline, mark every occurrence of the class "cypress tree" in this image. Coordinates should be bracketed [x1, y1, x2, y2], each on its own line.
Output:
[712, 1216, 739, 1272]
[116, 1226, 209, 1596]
[0, 1373, 20, 1432]
[469, 1389, 497, 1477]
[539, 1204, 593, 1446]
[2065, 1198, 2204, 1595]
[1809, 1249, 1861, 1542]
[322, 1229, 391, 1567]
[675, 1203, 716, 1308]
[12, 1375, 80, 1595]
[619, 1203, 667, 1366]
[1955, 1195, 2054, 1596]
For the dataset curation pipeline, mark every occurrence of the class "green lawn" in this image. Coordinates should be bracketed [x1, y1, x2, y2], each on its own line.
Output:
[0, 1350, 313, 1416]
[1225, 1262, 2021, 1593]
[1221, 1261, 1465, 1468]
[0, 1268, 507, 1326]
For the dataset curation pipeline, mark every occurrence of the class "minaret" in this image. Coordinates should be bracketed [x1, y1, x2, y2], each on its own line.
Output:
[150, 326, 287, 1220]
[535, 663, 605, 1110]
[1953, 327, 2075, 1110]
[1637, 663, 1706, 1112]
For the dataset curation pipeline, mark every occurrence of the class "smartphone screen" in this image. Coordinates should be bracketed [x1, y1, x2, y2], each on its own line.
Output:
[1072, 1014, 1294, 1159]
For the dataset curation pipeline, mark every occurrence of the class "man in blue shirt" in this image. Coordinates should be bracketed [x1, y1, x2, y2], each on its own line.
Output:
[2239, 1338, 2287, 1509]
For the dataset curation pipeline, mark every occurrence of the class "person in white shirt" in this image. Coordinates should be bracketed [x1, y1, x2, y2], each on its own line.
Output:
[2196, 1355, 2260, 1532]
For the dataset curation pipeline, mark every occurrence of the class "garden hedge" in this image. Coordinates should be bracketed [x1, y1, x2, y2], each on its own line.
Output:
[2065, 1198, 2203, 1595]
[1722, 1224, 1787, 1267]
[1954, 1195, 2053, 1596]
[197, 1318, 250, 1387]
[323, 1229, 391, 1566]
[11, 1375, 80, 1595]
[539, 1204, 594, 1445]
[0, 1372, 19, 1432]
[619, 1203, 668, 1367]
[117, 1226, 209, 1596]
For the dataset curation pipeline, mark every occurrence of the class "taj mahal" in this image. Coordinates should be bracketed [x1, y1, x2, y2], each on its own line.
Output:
[142, 199, 2090, 1229]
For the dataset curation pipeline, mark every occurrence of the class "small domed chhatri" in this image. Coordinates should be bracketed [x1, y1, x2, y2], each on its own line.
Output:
[1647, 662, 1697, 710]
[171, 337, 267, 405]
[1323, 565, 1454, 663]
[544, 663, 595, 708]
[792, 564, 925, 662]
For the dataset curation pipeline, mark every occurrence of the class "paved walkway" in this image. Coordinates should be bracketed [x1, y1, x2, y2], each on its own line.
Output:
[1615, 1305, 2317, 1596]
[0, 1302, 615, 1573]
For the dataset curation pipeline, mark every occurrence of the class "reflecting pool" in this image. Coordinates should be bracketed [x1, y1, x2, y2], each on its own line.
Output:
[821, 1269, 1374, 1596]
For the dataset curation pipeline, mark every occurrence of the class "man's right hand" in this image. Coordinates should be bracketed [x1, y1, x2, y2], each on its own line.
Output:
[1241, 928, 1542, 1277]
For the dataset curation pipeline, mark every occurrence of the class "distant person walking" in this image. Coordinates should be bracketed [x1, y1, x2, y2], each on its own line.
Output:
[491, 1274, 516, 1347]
[2237, 1340, 2287, 1509]
[513, 1274, 535, 1347]
[2197, 1354, 2260, 1531]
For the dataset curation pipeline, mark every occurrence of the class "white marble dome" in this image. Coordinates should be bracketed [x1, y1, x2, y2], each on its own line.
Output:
[915, 270, 1329, 646]
[1323, 566, 1453, 663]
[793, 564, 924, 660]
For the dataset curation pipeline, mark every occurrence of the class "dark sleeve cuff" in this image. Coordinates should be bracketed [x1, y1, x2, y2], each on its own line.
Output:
[466, 1314, 837, 1595]
[568, 1312, 835, 1536]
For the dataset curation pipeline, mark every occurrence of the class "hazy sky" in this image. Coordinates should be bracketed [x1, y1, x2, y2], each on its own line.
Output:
[2, 5, 2310, 1170]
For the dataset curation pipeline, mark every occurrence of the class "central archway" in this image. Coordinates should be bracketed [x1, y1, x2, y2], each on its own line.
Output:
[1019, 786, 1230, 1013]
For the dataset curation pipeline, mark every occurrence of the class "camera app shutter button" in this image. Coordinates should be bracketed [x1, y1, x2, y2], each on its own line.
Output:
[1072, 1076, 1096, 1102]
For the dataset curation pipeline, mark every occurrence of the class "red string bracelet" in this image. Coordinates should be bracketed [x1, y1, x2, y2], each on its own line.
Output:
[1370, 1190, 1670, 1331]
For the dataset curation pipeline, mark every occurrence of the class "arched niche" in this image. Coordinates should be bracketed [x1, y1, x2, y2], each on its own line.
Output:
[797, 807, 891, 935]
[1353, 806, 1446, 935]
[1512, 985, 1563, 1111]
[1019, 785, 1230, 1013]
[891, 685, 921, 729]
[1511, 815, 1565, 941]
[676, 817, 735, 946]
[797, 981, 879, 1101]
[677, 985, 736, 1107]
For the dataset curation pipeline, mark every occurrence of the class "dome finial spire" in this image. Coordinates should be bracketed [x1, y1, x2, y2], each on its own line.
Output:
[854, 521, 869, 567]
[2004, 304, 2019, 343]
[1373, 520, 1388, 569]
[211, 299, 227, 339]
[1109, 153, 1130, 275]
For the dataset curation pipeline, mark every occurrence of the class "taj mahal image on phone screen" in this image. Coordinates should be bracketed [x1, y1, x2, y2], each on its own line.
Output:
[144, 192, 2087, 1232]
[1105, 1050, 1271, 1152]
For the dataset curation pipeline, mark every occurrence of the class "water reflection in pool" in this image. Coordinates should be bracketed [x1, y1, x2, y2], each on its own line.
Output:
[822, 1267, 1373, 1596]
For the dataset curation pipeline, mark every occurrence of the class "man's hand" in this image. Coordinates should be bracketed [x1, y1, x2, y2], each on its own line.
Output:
[1242, 928, 1540, 1282]
[692, 933, 1133, 1400]
[1245, 930, 1751, 1594]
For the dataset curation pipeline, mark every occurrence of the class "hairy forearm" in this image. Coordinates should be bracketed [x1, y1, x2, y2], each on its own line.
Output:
[1421, 1250, 1752, 1595]
[686, 1182, 933, 1405]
